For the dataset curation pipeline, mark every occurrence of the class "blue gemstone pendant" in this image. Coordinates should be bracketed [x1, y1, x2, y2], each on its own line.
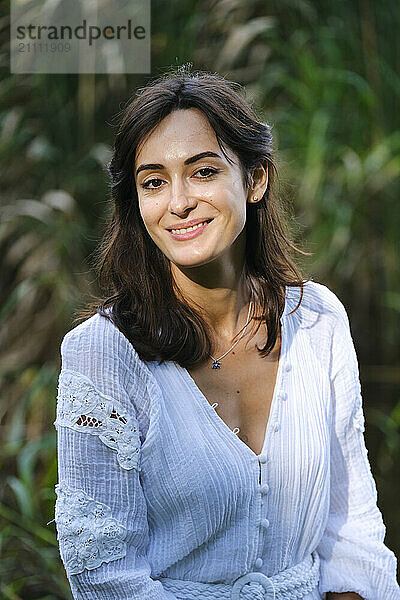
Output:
[212, 360, 221, 369]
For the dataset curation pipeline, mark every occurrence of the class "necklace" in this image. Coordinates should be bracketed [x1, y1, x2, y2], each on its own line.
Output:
[210, 301, 253, 370]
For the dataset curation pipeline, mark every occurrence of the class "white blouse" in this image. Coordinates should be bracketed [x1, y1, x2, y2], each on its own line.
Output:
[53, 280, 400, 600]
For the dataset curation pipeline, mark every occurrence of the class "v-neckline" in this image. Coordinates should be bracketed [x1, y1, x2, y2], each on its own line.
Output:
[176, 295, 289, 461]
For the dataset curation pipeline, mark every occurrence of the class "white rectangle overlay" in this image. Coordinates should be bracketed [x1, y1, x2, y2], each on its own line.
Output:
[11, 0, 151, 74]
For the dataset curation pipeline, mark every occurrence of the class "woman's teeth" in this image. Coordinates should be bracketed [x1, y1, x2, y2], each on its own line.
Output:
[171, 221, 209, 234]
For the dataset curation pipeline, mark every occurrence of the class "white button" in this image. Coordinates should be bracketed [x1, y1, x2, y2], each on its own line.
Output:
[273, 423, 280, 432]
[284, 363, 292, 372]
[258, 454, 267, 464]
[260, 483, 270, 494]
[260, 518, 270, 529]
[255, 557, 263, 568]
[278, 391, 288, 401]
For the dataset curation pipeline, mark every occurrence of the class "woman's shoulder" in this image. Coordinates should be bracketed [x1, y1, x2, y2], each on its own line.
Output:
[61, 310, 128, 350]
[288, 279, 349, 323]
[60, 311, 145, 376]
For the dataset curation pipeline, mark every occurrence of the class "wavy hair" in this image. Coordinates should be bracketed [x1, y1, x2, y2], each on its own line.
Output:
[76, 66, 312, 368]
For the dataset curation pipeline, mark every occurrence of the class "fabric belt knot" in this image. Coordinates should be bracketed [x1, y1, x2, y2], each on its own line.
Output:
[158, 550, 320, 600]
[231, 573, 276, 600]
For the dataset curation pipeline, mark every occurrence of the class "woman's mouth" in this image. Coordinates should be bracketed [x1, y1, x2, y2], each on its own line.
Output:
[168, 219, 213, 241]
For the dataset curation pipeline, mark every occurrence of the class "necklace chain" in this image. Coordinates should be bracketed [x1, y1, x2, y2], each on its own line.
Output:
[210, 301, 253, 369]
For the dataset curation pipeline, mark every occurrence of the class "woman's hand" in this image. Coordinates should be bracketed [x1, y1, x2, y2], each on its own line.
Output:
[326, 593, 364, 599]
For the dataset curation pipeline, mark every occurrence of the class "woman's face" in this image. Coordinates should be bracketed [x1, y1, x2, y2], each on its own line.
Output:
[134, 108, 252, 271]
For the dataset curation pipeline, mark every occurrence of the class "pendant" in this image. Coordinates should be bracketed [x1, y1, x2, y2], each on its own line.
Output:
[211, 360, 221, 369]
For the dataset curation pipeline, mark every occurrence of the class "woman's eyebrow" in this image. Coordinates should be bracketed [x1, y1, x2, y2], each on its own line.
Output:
[135, 151, 222, 177]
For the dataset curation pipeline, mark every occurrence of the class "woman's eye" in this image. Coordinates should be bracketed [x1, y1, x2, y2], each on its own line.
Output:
[141, 178, 164, 190]
[196, 167, 218, 178]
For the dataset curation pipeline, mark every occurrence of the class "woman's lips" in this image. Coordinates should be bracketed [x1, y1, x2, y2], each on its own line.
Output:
[168, 219, 213, 241]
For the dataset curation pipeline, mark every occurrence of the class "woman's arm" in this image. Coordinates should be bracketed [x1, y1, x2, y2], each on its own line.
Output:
[53, 316, 178, 600]
[316, 294, 400, 600]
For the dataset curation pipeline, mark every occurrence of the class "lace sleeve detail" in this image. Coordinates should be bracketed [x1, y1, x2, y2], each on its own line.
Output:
[54, 369, 141, 471]
[55, 483, 127, 576]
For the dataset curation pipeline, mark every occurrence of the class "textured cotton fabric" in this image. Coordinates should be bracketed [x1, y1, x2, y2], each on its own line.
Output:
[53, 280, 400, 600]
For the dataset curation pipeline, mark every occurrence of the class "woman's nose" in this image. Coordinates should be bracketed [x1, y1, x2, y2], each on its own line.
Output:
[168, 180, 198, 214]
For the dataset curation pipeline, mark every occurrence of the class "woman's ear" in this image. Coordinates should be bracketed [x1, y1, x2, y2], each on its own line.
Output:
[247, 161, 269, 205]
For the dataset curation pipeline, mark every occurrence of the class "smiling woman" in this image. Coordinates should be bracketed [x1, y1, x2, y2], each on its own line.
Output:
[83, 68, 304, 365]
[134, 107, 270, 300]
[53, 66, 400, 600]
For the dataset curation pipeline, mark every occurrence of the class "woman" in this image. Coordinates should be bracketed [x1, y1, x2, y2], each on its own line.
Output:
[53, 68, 399, 600]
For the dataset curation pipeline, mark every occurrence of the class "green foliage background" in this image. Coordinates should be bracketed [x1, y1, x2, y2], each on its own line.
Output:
[0, 0, 399, 597]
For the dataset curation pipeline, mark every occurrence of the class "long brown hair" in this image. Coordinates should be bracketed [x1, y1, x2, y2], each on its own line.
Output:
[76, 66, 312, 368]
